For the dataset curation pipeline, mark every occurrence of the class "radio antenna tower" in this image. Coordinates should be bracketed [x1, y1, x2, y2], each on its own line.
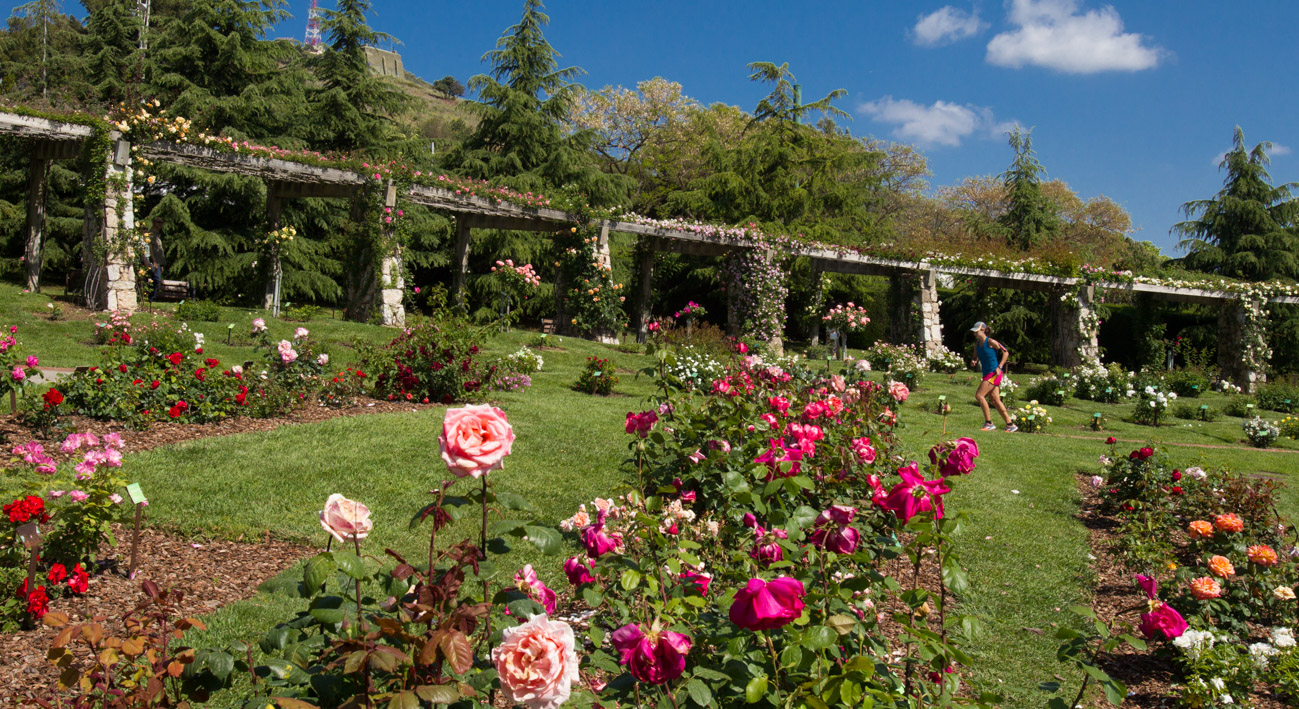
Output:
[304, 0, 324, 51]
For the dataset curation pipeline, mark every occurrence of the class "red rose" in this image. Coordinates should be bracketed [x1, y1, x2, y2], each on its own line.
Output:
[151, 380, 160, 389]
[194, 368, 206, 382]
[25, 585, 50, 619]
[132, 379, 143, 386]
[67, 564, 88, 595]
[168, 352, 183, 366]
[195, 347, 203, 354]
[1171, 470, 1182, 482]
[168, 406, 182, 419]
[118, 364, 128, 373]
[42, 389, 63, 406]
[205, 358, 219, 368]
[1171, 486, 1184, 495]
[47, 563, 67, 585]
[1105, 436, 1116, 444]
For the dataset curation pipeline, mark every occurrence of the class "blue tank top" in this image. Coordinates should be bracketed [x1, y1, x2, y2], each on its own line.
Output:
[976, 338, 999, 376]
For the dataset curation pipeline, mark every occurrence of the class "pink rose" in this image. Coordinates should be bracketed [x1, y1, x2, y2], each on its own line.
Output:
[60, 433, 84, 453]
[611, 623, 691, 685]
[624, 410, 658, 438]
[750, 526, 787, 565]
[515, 564, 558, 614]
[1138, 602, 1187, 641]
[882, 463, 949, 522]
[809, 505, 860, 555]
[11, 366, 24, 381]
[680, 570, 711, 596]
[26, 356, 38, 368]
[830, 374, 846, 393]
[581, 523, 622, 559]
[852, 437, 876, 464]
[888, 381, 910, 403]
[319, 493, 373, 544]
[492, 614, 580, 709]
[68, 490, 89, 502]
[729, 576, 805, 631]
[440, 405, 515, 478]
[930, 437, 979, 477]
[563, 556, 595, 585]
[294, 327, 309, 340]
[1134, 573, 1158, 600]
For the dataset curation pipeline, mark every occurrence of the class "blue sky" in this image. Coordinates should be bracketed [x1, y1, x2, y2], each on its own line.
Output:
[56, 1, 1299, 255]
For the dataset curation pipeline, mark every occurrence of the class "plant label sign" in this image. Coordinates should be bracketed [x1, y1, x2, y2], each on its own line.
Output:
[126, 483, 147, 506]
[17, 522, 42, 549]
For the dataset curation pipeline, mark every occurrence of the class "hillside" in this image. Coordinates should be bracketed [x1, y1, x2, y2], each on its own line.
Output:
[387, 72, 479, 150]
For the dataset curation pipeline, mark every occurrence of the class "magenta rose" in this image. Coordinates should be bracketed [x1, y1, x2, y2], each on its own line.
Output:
[439, 405, 515, 478]
[809, 505, 860, 555]
[750, 526, 786, 565]
[1134, 573, 1158, 600]
[611, 623, 691, 684]
[319, 494, 373, 544]
[680, 570, 711, 597]
[1138, 602, 1187, 641]
[582, 523, 622, 559]
[930, 437, 979, 477]
[881, 463, 949, 522]
[563, 556, 595, 586]
[624, 410, 658, 438]
[492, 614, 580, 709]
[729, 576, 806, 631]
[515, 564, 557, 614]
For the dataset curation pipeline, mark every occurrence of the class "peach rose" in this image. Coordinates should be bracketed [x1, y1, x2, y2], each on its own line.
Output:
[1207, 555, 1235, 578]
[440, 405, 515, 478]
[319, 494, 372, 544]
[1189, 576, 1221, 600]
[1187, 520, 1214, 539]
[1214, 513, 1244, 533]
[1248, 544, 1279, 566]
[492, 614, 579, 709]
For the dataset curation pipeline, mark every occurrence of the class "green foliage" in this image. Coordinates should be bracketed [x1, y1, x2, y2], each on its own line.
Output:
[1165, 369, 1208, 398]
[1224, 395, 1258, 418]
[174, 299, 220, 323]
[1026, 374, 1070, 406]
[1257, 383, 1299, 413]
[999, 127, 1060, 251]
[575, 354, 617, 395]
[281, 304, 321, 322]
[1175, 127, 1299, 281]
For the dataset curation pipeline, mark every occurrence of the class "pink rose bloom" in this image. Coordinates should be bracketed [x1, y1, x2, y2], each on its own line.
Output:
[74, 461, 96, 479]
[830, 374, 846, 393]
[750, 526, 787, 565]
[888, 381, 910, 403]
[69, 490, 89, 502]
[708, 439, 731, 453]
[611, 623, 692, 685]
[729, 576, 806, 631]
[294, 327, 309, 340]
[101, 448, 122, 468]
[810, 505, 860, 555]
[624, 410, 658, 438]
[1090, 475, 1104, 487]
[680, 490, 696, 503]
[103, 432, 124, 449]
[1134, 574, 1158, 600]
[49, 490, 66, 498]
[930, 437, 979, 477]
[768, 396, 790, 413]
[687, 449, 705, 464]
[36, 463, 56, 475]
[26, 356, 38, 368]
[680, 570, 711, 596]
[563, 556, 595, 585]
[882, 463, 949, 522]
[319, 493, 373, 544]
[82, 433, 99, 447]
[492, 614, 580, 709]
[317, 353, 329, 366]
[109, 494, 123, 505]
[515, 564, 558, 614]
[581, 523, 622, 559]
[802, 401, 827, 420]
[852, 437, 877, 464]
[60, 433, 84, 453]
[11, 366, 24, 381]
[251, 318, 266, 333]
[1138, 602, 1187, 641]
[440, 405, 515, 478]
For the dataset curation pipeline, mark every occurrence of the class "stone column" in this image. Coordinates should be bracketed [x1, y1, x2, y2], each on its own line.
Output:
[24, 151, 50, 293]
[378, 181, 405, 327]
[83, 139, 136, 314]
[631, 236, 657, 343]
[1218, 298, 1268, 393]
[263, 184, 283, 311]
[596, 221, 612, 270]
[1050, 285, 1099, 368]
[888, 269, 942, 351]
[451, 216, 472, 310]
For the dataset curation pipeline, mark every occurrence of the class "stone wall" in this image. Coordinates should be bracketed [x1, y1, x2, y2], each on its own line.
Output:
[364, 47, 404, 78]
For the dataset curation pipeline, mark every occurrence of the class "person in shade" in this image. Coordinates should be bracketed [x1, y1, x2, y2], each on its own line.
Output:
[969, 321, 1016, 432]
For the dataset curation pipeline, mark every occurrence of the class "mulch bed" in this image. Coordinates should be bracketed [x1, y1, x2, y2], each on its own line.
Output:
[1076, 474, 1289, 708]
[0, 523, 313, 707]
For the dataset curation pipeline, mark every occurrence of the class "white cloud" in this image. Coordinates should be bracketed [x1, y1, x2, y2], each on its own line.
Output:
[1212, 143, 1290, 166]
[858, 96, 1013, 148]
[986, 0, 1163, 74]
[912, 6, 987, 47]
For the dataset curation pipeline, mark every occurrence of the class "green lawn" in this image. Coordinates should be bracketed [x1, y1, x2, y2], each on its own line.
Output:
[5, 284, 1298, 706]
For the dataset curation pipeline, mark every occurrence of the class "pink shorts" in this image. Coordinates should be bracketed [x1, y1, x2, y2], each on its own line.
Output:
[982, 371, 1004, 386]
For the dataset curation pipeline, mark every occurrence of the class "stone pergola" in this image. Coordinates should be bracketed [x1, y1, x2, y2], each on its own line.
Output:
[6, 110, 1297, 390]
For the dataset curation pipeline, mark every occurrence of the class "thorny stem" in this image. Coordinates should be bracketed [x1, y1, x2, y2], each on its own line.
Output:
[427, 485, 447, 576]
[480, 475, 493, 655]
[765, 633, 784, 704]
[937, 525, 947, 645]
[664, 682, 681, 709]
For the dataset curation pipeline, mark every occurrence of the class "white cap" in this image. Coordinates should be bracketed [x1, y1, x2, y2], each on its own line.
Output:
[970, 321, 987, 332]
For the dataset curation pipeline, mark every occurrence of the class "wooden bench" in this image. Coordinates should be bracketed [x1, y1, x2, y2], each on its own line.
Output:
[541, 318, 556, 334]
[154, 279, 191, 302]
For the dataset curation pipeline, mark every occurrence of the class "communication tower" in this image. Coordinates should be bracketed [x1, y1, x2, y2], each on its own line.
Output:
[304, 0, 324, 51]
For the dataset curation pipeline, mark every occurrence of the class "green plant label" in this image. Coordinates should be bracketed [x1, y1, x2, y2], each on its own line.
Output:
[126, 483, 147, 506]
[938, 395, 946, 402]
[1093, 412, 1101, 418]
[1200, 404, 1209, 410]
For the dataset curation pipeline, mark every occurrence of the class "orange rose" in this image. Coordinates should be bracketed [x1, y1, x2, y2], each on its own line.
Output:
[1207, 555, 1235, 578]
[1248, 544, 1279, 567]
[1188, 520, 1214, 539]
[1189, 576, 1222, 600]
[1214, 513, 1244, 533]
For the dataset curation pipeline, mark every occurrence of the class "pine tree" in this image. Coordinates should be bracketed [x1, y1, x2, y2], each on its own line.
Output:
[304, 0, 409, 154]
[998, 127, 1059, 251]
[0, 2, 87, 106]
[80, 0, 147, 106]
[448, 0, 625, 205]
[1174, 127, 1299, 281]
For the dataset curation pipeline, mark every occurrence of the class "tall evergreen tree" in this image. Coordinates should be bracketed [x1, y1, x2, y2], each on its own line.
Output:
[80, 0, 147, 106]
[998, 127, 1059, 251]
[1174, 127, 1299, 281]
[448, 0, 624, 205]
[304, 0, 409, 154]
[0, 4, 87, 106]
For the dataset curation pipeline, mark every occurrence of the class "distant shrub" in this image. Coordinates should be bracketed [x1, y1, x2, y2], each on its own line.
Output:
[175, 300, 221, 322]
[1257, 383, 1298, 414]
[575, 355, 618, 395]
[1224, 396, 1258, 418]
[1165, 370, 1208, 398]
[282, 304, 321, 322]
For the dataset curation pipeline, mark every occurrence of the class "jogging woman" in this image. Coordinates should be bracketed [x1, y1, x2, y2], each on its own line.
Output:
[969, 321, 1016, 432]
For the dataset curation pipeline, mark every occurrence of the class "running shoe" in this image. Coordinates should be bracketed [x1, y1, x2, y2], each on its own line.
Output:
[981, 423, 996, 431]
[1005, 424, 1019, 433]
